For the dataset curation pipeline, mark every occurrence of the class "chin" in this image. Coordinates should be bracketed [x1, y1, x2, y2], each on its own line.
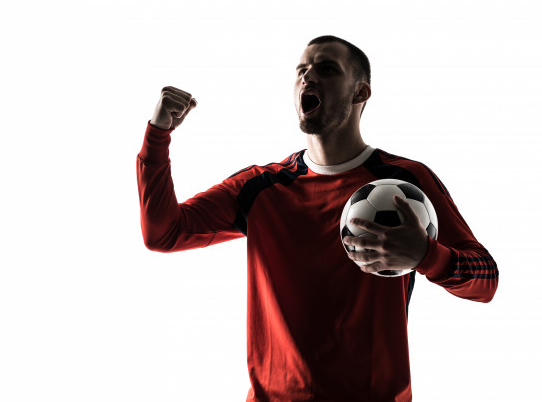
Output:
[299, 116, 320, 134]
[297, 110, 322, 134]
[299, 122, 329, 137]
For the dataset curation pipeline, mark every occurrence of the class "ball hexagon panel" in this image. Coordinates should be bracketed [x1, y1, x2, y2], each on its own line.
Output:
[367, 184, 405, 211]
[426, 222, 437, 240]
[345, 199, 377, 237]
[406, 199, 430, 229]
[370, 178, 405, 186]
[340, 197, 351, 230]
[424, 197, 438, 236]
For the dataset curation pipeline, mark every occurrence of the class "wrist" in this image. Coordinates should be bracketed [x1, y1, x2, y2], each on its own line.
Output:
[149, 119, 172, 131]
[138, 121, 174, 164]
[414, 237, 452, 281]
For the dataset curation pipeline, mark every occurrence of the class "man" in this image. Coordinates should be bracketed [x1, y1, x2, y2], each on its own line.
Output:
[137, 35, 498, 402]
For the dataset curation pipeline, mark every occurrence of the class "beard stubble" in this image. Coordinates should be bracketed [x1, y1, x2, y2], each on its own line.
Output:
[298, 90, 353, 138]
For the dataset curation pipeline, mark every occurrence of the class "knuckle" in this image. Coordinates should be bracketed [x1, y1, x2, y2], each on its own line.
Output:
[162, 91, 177, 101]
[161, 96, 172, 107]
[381, 229, 394, 241]
[381, 238, 391, 250]
[163, 96, 178, 108]
[381, 253, 392, 265]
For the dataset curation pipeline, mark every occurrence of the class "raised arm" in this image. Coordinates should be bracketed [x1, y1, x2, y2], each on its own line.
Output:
[137, 87, 244, 252]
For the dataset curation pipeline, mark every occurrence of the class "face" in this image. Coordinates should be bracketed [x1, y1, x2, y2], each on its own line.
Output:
[294, 42, 360, 136]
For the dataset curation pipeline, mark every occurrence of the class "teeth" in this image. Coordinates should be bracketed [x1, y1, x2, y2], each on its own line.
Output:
[302, 90, 319, 98]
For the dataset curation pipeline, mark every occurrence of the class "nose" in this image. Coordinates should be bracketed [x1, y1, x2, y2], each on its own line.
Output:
[301, 66, 318, 85]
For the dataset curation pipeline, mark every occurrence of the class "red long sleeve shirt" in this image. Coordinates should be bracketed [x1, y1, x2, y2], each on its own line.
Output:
[137, 122, 498, 401]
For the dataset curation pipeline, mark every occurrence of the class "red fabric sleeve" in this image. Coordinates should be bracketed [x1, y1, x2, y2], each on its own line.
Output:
[136, 122, 244, 252]
[410, 164, 499, 303]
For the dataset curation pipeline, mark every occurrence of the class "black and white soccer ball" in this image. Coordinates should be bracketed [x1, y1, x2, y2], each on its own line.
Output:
[340, 179, 438, 277]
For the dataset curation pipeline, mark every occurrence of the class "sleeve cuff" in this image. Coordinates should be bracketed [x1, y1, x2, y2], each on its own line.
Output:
[414, 237, 453, 282]
[138, 121, 174, 164]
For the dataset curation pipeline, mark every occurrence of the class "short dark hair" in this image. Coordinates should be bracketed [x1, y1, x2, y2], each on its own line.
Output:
[307, 35, 371, 85]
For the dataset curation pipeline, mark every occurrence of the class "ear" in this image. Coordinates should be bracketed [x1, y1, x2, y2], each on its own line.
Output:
[352, 83, 371, 105]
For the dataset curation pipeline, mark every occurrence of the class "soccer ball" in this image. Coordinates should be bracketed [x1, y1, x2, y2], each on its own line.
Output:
[340, 179, 438, 277]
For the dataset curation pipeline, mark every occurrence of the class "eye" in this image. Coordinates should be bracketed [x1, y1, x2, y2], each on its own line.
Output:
[297, 68, 307, 76]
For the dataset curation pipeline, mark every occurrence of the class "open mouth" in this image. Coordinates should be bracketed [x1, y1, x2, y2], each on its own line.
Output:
[301, 93, 321, 115]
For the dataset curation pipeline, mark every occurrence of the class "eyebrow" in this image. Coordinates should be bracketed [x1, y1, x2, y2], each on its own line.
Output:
[296, 59, 342, 70]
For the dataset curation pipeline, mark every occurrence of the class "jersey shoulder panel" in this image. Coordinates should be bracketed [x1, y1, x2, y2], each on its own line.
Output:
[365, 148, 450, 197]
[221, 150, 309, 235]
[222, 150, 308, 191]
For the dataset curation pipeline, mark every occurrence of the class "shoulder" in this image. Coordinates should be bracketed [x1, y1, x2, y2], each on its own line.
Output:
[366, 148, 450, 197]
[226, 150, 305, 179]
[220, 150, 308, 192]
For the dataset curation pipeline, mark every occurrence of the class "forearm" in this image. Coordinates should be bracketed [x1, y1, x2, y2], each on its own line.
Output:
[136, 122, 244, 252]
[136, 122, 181, 250]
[415, 238, 499, 303]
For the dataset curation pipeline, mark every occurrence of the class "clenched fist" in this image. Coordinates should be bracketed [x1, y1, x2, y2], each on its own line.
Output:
[150, 86, 197, 130]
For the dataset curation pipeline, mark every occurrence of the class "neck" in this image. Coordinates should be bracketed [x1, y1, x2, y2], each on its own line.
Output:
[305, 124, 366, 166]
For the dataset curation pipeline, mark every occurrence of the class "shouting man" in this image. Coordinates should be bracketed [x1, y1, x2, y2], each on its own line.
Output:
[137, 35, 498, 401]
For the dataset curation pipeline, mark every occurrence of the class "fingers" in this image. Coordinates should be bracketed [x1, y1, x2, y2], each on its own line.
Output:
[161, 87, 196, 117]
[358, 262, 383, 274]
[357, 261, 409, 275]
[345, 249, 411, 275]
[349, 218, 386, 235]
[162, 86, 193, 101]
[343, 233, 380, 251]
[392, 195, 416, 223]
[347, 248, 380, 263]
[343, 233, 383, 268]
[151, 86, 197, 130]
[345, 250, 388, 275]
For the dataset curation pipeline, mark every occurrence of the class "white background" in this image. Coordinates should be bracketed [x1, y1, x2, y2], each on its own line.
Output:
[1, 0, 540, 401]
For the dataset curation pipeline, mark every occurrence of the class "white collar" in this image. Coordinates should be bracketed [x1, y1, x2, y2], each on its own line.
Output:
[303, 145, 374, 175]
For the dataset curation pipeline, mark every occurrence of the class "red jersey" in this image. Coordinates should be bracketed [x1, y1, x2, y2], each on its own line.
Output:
[137, 122, 498, 401]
